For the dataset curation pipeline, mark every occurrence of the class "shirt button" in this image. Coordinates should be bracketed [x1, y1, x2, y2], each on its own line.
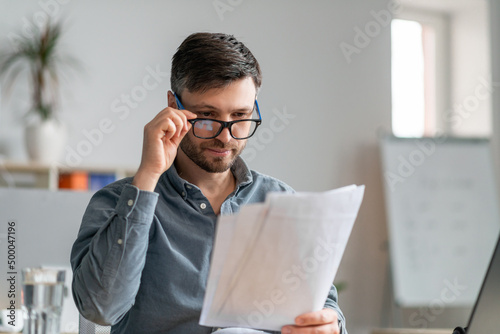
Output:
[200, 203, 207, 209]
[117, 239, 123, 245]
[127, 199, 134, 206]
[181, 191, 186, 197]
[186, 185, 192, 189]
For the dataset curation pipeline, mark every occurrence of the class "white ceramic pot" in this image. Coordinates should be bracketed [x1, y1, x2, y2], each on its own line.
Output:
[24, 119, 67, 164]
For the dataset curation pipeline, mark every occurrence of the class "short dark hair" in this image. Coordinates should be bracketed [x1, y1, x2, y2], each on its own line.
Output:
[171, 32, 262, 95]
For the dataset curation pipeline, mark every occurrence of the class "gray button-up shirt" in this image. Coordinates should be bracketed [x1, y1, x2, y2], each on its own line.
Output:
[71, 157, 347, 334]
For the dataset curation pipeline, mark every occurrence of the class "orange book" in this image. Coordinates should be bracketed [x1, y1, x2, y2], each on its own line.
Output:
[58, 171, 89, 190]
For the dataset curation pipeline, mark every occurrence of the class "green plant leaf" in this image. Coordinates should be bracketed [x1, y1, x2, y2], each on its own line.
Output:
[0, 19, 80, 119]
[334, 281, 347, 293]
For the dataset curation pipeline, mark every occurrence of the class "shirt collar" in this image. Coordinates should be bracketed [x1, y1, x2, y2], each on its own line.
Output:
[162, 156, 253, 196]
[231, 156, 253, 191]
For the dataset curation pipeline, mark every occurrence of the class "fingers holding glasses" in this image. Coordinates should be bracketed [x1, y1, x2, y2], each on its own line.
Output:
[152, 107, 196, 139]
[133, 107, 196, 191]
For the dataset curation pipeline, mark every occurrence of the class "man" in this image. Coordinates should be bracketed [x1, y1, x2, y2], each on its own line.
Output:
[71, 32, 347, 334]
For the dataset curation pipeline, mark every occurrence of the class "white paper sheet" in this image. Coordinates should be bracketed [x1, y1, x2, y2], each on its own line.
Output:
[200, 185, 365, 331]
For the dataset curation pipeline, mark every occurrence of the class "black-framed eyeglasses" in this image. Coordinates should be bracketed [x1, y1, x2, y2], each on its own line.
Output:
[174, 92, 262, 140]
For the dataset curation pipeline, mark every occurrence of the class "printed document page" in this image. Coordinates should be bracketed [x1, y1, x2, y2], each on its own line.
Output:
[200, 184, 365, 331]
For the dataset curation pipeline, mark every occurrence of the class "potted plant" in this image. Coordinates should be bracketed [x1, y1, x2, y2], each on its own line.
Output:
[0, 19, 78, 164]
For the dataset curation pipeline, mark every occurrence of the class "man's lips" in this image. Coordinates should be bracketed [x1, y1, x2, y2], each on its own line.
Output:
[205, 147, 232, 157]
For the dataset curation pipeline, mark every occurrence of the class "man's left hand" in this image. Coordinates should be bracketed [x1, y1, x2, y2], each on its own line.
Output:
[281, 308, 339, 334]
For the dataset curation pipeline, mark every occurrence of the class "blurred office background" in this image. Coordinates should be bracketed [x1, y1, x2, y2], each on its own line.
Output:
[0, 1, 498, 333]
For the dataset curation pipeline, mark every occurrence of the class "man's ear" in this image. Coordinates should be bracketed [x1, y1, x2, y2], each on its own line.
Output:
[167, 90, 178, 109]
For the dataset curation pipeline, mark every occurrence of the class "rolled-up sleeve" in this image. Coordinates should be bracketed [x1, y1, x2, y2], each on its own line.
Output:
[70, 183, 158, 326]
[324, 284, 348, 334]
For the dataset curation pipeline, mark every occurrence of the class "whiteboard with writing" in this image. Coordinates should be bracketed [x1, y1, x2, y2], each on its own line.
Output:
[380, 136, 500, 307]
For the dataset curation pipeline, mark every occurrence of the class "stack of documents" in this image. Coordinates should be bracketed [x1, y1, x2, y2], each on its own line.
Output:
[200, 185, 365, 331]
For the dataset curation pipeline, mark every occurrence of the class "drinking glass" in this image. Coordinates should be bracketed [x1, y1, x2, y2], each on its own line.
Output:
[21, 268, 65, 334]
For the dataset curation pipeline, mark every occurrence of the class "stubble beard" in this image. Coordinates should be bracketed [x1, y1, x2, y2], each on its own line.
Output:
[179, 134, 246, 173]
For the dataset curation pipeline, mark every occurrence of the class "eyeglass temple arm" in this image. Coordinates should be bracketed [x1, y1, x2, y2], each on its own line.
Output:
[255, 100, 262, 120]
[173, 92, 184, 110]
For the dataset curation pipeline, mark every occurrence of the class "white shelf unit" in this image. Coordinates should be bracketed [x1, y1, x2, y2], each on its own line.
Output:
[0, 161, 136, 191]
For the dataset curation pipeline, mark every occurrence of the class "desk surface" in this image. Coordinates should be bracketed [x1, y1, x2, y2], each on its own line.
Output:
[0, 328, 456, 334]
[1, 329, 454, 334]
[373, 329, 452, 334]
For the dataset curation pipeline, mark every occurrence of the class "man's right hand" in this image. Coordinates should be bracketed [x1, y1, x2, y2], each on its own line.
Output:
[132, 107, 197, 191]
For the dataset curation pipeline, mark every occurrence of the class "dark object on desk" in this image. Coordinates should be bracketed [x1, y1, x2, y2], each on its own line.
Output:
[453, 233, 500, 334]
[452, 326, 466, 334]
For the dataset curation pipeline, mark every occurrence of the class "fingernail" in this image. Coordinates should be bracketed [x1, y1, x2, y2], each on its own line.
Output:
[282, 328, 291, 334]
[296, 318, 304, 325]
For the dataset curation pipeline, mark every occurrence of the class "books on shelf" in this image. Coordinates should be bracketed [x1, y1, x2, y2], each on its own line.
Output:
[58, 171, 89, 190]
[58, 172, 117, 191]
[89, 173, 117, 191]
[0, 160, 135, 190]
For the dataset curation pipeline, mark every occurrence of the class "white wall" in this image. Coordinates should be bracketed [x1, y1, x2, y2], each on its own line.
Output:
[490, 0, 500, 197]
[0, 1, 392, 333]
[449, 1, 491, 137]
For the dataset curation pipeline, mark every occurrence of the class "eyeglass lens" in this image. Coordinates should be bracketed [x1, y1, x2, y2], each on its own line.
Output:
[192, 120, 258, 139]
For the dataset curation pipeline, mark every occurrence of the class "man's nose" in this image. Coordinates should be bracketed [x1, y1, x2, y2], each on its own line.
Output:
[215, 125, 232, 143]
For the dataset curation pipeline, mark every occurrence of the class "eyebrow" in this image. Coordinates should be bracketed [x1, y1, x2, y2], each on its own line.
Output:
[190, 103, 254, 112]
